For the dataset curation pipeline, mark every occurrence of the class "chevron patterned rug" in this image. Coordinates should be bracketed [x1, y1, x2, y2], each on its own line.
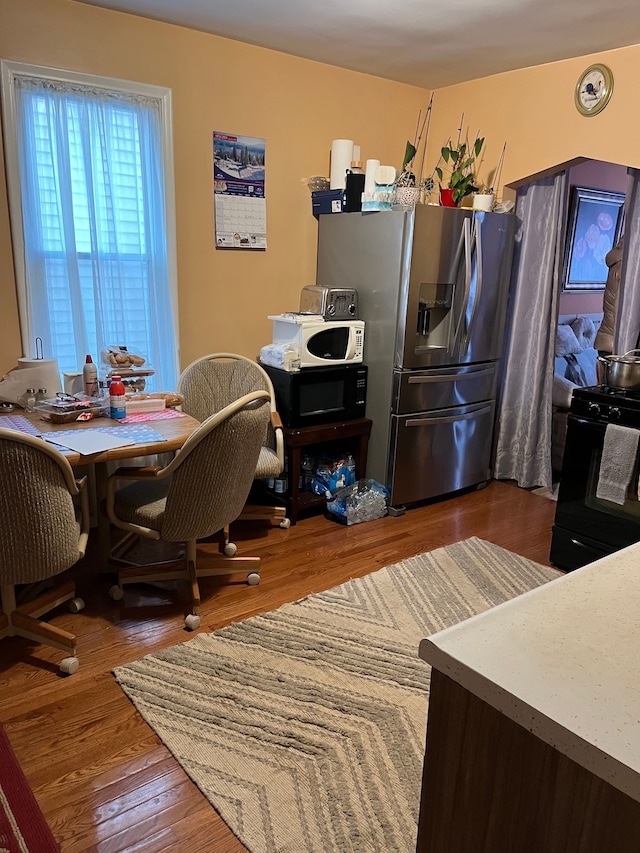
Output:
[114, 537, 559, 853]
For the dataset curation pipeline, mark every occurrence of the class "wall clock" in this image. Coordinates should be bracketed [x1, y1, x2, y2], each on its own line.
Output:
[575, 64, 614, 117]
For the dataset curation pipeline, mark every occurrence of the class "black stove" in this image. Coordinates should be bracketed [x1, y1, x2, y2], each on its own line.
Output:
[570, 385, 640, 428]
[551, 383, 640, 571]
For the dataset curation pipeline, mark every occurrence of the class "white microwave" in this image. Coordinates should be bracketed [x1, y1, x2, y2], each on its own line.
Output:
[268, 314, 365, 367]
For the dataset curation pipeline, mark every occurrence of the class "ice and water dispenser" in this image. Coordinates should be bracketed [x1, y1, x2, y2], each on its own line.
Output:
[416, 283, 453, 350]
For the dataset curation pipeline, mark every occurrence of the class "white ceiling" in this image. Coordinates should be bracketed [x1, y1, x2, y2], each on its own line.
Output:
[75, 0, 640, 89]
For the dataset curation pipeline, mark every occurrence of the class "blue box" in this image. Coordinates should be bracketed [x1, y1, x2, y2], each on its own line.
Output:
[312, 189, 344, 216]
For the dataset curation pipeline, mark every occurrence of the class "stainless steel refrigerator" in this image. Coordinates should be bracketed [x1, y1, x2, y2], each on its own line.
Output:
[316, 204, 516, 509]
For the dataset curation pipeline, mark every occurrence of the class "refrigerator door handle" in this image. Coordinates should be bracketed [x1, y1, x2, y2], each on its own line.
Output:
[405, 404, 493, 427]
[449, 226, 466, 352]
[452, 218, 473, 355]
[462, 217, 483, 354]
[407, 367, 495, 384]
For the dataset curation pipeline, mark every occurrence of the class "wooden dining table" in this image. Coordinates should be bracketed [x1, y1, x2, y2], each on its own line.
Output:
[0, 407, 201, 567]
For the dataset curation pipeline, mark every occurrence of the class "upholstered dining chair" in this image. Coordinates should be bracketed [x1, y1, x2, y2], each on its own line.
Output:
[177, 353, 290, 544]
[106, 390, 270, 629]
[0, 428, 90, 675]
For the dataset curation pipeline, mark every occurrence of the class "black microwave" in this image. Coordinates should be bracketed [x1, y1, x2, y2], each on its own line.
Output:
[260, 362, 368, 428]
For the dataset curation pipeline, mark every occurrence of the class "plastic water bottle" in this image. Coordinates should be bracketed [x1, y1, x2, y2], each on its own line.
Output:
[109, 375, 126, 420]
[301, 454, 314, 491]
[345, 453, 356, 487]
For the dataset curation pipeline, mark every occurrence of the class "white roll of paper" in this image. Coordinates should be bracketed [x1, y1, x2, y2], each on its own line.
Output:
[16, 357, 62, 396]
[364, 159, 380, 196]
[330, 139, 354, 190]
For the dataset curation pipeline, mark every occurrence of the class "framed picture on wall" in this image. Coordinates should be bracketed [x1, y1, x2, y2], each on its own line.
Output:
[562, 185, 625, 292]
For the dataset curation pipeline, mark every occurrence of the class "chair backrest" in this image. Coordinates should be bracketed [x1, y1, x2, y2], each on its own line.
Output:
[0, 428, 85, 585]
[159, 391, 271, 542]
[178, 353, 276, 447]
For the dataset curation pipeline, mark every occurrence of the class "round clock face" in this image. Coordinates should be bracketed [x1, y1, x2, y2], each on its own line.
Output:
[575, 64, 613, 116]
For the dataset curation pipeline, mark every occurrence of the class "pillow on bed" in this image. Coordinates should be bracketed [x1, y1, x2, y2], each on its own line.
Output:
[571, 317, 596, 350]
[555, 350, 598, 389]
[555, 323, 582, 356]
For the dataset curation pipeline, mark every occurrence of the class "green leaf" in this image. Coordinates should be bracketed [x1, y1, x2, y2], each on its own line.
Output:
[402, 141, 417, 170]
[441, 147, 451, 163]
[474, 137, 484, 157]
[435, 166, 443, 182]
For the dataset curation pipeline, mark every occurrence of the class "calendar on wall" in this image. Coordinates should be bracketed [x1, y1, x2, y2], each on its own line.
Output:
[213, 132, 267, 249]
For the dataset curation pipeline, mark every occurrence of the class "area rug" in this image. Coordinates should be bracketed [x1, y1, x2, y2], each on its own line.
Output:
[0, 721, 60, 852]
[114, 537, 560, 853]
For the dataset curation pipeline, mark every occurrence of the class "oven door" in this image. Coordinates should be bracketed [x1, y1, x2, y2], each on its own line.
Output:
[551, 414, 640, 570]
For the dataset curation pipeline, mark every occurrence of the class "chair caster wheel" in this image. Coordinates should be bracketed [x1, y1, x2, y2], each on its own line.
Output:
[109, 584, 124, 601]
[224, 542, 237, 556]
[247, 572, 260, 586]
[68, 597, 85, 613]
[279, 517, 291, 529]
[185, 613, 201, 630]
[59, 656, 79, 675]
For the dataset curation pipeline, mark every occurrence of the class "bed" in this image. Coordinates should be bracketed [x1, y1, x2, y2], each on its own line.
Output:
[552, 312, 603, 472]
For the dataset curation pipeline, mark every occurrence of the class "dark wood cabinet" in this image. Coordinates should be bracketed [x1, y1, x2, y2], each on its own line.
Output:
[280, 418, 372, 524]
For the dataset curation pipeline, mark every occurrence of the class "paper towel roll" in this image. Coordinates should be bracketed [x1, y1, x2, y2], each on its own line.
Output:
[16, 357, 62, 396]
[364, 159, 380, 196]
[330, 139, 354, 190]
[259, 343, 300, 372]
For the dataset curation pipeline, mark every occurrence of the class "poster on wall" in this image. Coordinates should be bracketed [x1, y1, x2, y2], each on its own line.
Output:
[562, 186, 625, 291]
[213, 132, 266, 249]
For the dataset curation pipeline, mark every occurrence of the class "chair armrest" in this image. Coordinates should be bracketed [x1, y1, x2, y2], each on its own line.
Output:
[271, 411, 283, 431]
[552, 374, 578, 409]
[105, 466, 165, 532]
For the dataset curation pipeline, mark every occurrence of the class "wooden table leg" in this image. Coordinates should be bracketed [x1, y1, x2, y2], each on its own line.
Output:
[94, 462, 112, 572]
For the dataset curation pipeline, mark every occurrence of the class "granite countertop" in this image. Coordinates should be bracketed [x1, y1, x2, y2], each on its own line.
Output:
[419, 541, 640, 802]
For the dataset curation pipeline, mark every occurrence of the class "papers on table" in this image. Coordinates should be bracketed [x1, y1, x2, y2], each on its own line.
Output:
[44, 431, 136, 455]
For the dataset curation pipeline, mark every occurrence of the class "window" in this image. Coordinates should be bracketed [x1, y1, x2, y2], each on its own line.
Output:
[1, 62, 179, 390]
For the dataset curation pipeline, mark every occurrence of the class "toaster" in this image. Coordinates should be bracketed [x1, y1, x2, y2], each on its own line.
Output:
[299, 285, 359, 320]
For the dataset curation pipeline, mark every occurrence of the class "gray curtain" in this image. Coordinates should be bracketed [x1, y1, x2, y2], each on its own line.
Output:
[615, 168, 640, 353]
[493, 172, 568, 489]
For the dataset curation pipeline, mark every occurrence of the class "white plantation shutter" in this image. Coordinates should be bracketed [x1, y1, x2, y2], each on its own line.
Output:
[1, 63, 179, 389]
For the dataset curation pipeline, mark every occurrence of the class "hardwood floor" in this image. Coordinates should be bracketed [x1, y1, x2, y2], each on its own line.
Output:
[0, 481, 557, 853]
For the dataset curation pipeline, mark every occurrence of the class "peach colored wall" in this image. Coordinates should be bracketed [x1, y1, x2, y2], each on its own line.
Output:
[0, 0, 428, 376]
[423, 45, 640, 199]
[3, 1, 640, 380]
